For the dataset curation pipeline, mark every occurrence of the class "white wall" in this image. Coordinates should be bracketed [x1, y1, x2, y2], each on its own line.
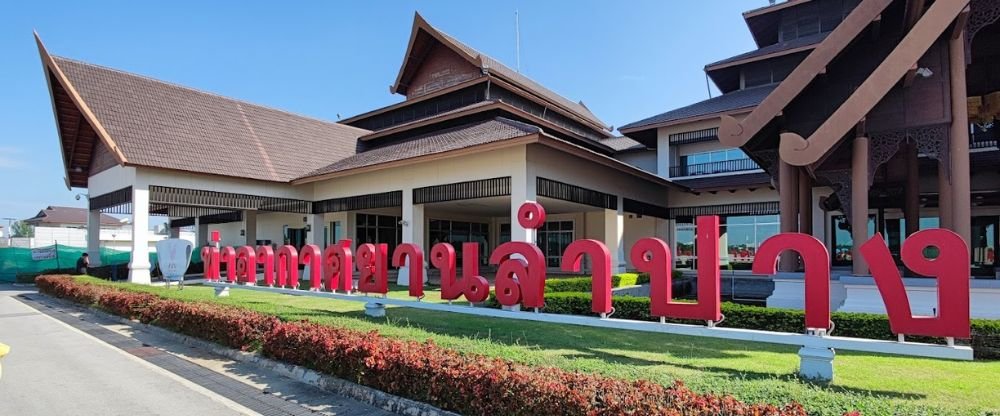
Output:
[615, 150, 657, 174]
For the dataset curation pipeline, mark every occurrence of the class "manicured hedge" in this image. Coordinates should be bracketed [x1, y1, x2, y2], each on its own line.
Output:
[36, 275, 813, 416]
[513, 291, 1000, 359]
[545, 272, 683, 293]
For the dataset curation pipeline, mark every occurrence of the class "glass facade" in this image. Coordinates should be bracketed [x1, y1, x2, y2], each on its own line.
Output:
[537, 221, 575, 268]
[674, 215, 780, 270]
[429, 219, 489, 266]
[355, 214, 402, 255]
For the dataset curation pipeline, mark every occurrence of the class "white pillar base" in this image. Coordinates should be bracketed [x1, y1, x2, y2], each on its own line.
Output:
[364, 302, 386, 318]
[798, 346, 835, 381]
[501, 304, 521, 312]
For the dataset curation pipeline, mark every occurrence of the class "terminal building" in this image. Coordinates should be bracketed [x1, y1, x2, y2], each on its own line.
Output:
[37, 0, 1000, 316]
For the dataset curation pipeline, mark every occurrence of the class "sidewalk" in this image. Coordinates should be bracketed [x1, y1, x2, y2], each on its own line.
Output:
[0, 284, 394, 416]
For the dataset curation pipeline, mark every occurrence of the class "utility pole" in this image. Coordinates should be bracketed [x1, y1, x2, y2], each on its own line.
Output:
[515, 10, 521, 73]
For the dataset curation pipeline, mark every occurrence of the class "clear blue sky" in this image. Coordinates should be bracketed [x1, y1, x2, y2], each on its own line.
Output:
[0, 0, 759, 223]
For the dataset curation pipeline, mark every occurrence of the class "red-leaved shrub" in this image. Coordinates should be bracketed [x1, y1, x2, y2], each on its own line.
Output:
[36, 275, 814, 416]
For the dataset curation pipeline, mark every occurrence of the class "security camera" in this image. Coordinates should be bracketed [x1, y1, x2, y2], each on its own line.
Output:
[75, 194, 81, 201]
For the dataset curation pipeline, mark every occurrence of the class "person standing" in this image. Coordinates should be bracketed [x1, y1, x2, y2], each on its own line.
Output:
[75, 253, 90, 275]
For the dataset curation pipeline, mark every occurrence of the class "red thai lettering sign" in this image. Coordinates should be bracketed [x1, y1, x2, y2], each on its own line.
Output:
[203, 202, 971, 340]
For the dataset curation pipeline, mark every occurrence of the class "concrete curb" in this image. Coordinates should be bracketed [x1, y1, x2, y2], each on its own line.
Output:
[34, 293, 460, 416]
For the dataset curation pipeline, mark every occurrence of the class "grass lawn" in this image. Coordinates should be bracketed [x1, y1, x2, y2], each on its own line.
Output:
[77, 276, 999, 416]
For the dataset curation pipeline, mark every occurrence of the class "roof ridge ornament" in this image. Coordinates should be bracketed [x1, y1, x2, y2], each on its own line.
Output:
[717, 0, 894, 148]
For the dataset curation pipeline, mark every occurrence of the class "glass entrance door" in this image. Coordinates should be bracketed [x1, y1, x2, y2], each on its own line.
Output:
[971, 216, 997, 277]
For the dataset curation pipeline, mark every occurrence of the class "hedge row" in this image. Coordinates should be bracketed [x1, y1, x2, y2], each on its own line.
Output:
[545, 271, 682, 293]
[36, 275, 815, 416]
[509, 291, 1000, 359]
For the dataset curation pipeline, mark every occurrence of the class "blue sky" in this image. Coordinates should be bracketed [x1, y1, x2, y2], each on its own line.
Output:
[0, 1, 758, 223]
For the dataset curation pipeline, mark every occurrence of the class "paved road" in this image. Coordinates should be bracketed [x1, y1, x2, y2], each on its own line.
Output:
[0, 285, 249, 416]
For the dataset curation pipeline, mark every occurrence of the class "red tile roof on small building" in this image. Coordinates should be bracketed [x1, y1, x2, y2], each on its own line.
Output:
[24, 206, 123, 226]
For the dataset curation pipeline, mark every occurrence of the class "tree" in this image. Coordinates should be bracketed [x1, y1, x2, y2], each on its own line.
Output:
[10, 221, 34, 238]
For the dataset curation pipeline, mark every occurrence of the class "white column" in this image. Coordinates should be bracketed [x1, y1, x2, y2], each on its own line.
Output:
[86, 209, 102, 267]
[244, 210, 258, 246]
[510, 170, 537, 244]
[304, 213, 323, 276]
[128, 183, 152, 284]
[656, 134, 671, 178]
[399, 189, 426, 285]
[605, 196, 625, 273]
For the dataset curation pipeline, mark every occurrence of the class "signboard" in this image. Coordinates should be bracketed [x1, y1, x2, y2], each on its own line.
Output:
[156, 238, 193, 281]
[202, 202, 972, 351]
[31, 246, 57, 261]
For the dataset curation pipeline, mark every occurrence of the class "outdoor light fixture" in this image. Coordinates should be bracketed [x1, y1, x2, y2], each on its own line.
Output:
[304, 224, 312, 232]
[399, 219, 409, 226]
[240, 229, 245, 236]
[915, 67, 934, 78]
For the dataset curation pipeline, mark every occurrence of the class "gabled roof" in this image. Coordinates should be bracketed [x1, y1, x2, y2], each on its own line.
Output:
[37, 35, 369, 185]
[619, 84, 776, 133]
[602, 136, 647, 153]
[390, 13, 609, 133]
[672, 172, 772, 193]
[25, 206, 122, 226]
[705, 31, 828, 71]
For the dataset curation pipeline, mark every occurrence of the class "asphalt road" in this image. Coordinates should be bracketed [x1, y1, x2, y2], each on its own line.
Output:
[0, 285, 250, 416]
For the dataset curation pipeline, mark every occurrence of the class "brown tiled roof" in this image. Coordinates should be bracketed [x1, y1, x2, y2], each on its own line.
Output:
[672, 172, 773, 192]
[705, 32, 827, 69]
[602, 136, 647, 152]
[620, 85, 776, 132]
[24, 206, 122, 226]
[298, 117, 540, 181]
[50, 56, 369, 182]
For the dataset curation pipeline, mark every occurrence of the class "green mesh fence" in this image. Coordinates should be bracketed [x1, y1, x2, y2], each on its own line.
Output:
[0, 245, 199, 283]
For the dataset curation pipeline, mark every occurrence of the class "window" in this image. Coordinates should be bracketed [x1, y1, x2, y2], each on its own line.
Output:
[355, 214, 402, 255]
[679, 149, 753, 175]
[429, 219, 490, 266]
[537, 221, 574, 268]
[674, 215, 780, 270]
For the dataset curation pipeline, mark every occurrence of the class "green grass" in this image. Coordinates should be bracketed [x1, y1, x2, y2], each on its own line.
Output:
[78, 276, 1000, 416]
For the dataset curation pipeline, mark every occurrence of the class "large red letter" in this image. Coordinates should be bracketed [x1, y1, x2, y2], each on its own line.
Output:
[236, 246, 257, 285]
[753, 233, 831, 331]
[221, 246, 237, 283]
[322, 240, 352, 293]
[256, 246, 275, 286]
[392, 243, 424, 298]
[431, 243, 460, 300]
[632, 216, 720, 322]
[276, 245, 299, 289]
[462, 243, 491, 303]
[861, 230, 971, 339]
[200, 246, 220, 281]
[357, 243, 389, 294]
[300, 244, 322, 291]
[561, 239, 612, 315]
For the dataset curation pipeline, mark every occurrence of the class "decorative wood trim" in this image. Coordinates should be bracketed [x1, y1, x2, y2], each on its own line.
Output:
[618, 108, 753, 134]
[341, 77, 487, 124]
[536, 177, 617, 210]
[717, 0, 895, 148]
[89, 187, 132, 213]
[413, 177, 510, 204]
[148, 186, 312, 214]
[777, 0, 969, 167]
[705, 43, 820, 72]
[313, 191, 403, 213]
[667, 201, 779, 219]
[623, 198, 669, 219]
[35, 33, 128, 166]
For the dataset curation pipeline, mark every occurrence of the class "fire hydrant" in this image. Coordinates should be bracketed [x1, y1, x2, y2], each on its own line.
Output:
[0, 342, 9, 380]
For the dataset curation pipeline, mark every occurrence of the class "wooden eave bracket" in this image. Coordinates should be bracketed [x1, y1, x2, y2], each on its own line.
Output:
[778, 0, 969, 167]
